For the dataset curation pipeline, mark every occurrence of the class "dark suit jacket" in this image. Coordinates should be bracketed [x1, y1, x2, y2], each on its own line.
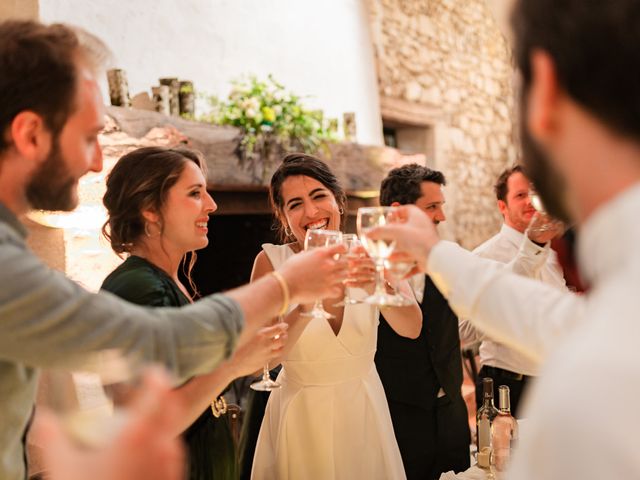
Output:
[376, 276, 464, 407]
[375, 276, 470, 480]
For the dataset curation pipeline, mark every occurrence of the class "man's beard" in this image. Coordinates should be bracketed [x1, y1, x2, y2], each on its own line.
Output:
[25, 138, 78, 211]
[519, 99, 572, 224]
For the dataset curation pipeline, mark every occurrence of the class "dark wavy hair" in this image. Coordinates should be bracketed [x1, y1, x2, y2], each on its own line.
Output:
[379, 163, 446, 206]
[269, 153, 346, 242]
[102, 146, 207, 295]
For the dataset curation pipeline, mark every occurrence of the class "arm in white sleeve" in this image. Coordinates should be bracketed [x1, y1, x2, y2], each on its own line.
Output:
[427, 241, 585, 362]
[506, 236, 550, 277]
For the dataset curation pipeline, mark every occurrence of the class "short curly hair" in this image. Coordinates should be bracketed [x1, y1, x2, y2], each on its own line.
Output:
[379, 163, 446, 206]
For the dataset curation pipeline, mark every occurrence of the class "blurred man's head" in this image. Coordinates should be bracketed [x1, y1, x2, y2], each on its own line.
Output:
[380, 163, 447, 225]
[494, 165, 535, 233]
[512, 0, 640, 223]
[0, 20, 110, 212]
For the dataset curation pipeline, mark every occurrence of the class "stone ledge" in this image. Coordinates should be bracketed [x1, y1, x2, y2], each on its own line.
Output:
[106, 106, 426, 193]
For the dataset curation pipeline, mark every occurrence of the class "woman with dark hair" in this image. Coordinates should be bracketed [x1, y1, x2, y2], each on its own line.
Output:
[101, 146, 288, 480]
[249, 153, 421, 479]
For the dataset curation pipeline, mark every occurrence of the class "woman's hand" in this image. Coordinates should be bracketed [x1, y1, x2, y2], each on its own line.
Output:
[226, 322, 288, 377]
[345, 246, 376, 290]
[279, 244, 348, 304]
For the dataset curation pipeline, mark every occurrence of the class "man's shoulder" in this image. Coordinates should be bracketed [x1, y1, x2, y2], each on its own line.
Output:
[472, 232, 503, 256]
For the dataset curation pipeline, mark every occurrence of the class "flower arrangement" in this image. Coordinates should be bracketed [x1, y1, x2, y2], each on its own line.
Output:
[205, 75, 338, 182]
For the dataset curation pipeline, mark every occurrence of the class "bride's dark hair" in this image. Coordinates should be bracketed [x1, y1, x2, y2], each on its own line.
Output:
[269, 153, 346, 242]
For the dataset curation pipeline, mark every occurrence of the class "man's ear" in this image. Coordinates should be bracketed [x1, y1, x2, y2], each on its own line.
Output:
[527, 49, 560, 144]
[10, 111, 52, 164]
[497, 199, 508, 218]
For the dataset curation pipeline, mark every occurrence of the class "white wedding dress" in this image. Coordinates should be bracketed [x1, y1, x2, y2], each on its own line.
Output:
[251, 243, 406, 480]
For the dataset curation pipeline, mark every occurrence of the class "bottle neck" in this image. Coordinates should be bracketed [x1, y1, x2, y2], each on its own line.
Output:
[482, 394, 495, 408]
[498, 386, 511, 413]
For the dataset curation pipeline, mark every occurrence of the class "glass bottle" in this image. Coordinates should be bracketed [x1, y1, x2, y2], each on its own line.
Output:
[491, 385, 519, 472]
[477, 446, 496, 480]
[476, 377, 499, 453]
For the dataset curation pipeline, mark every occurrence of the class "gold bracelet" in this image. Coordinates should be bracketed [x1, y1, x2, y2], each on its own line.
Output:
[270, 271, 290, 317]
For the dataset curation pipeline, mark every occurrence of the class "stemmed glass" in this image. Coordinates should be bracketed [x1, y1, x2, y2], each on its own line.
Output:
[384, 253, 417, 306]
[528, 188, 560, 234]
[301, 228, 343, 319]
[357, 206, 401, 306]
[334, 233, 363, 307]
[250, 320, 282, 392]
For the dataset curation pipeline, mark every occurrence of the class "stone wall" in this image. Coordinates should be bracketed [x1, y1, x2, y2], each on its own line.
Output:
[366, 0, 518, 248]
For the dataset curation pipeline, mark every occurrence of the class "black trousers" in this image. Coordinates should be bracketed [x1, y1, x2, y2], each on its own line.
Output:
[387, 395, 471, 480]
[475, 366, 532, 418]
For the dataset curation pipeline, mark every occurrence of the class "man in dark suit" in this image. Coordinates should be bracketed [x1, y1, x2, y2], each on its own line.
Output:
[376, 164, 470, 480]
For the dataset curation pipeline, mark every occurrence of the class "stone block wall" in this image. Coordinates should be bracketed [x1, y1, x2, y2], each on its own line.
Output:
[366, 0, 518, 248]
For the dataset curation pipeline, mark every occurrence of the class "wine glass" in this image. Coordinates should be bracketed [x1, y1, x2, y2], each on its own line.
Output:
[384, 252, 417, 306]
[40, 349, 143, 449]
[250, 321, 282, 392]
[300, 228, 343, 319]
[334, 233, 364, 307]
[528, 188, 560, 234]
[357, 206, 401, 306]
[529, 188, 546, 214]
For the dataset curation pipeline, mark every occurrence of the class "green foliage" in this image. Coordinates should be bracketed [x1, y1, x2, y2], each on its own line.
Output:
[203, 75, 338, 179]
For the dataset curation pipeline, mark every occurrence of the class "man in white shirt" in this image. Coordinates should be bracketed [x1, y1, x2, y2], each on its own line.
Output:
[368, 1, 640, 478]
[460, 165, 567, 417]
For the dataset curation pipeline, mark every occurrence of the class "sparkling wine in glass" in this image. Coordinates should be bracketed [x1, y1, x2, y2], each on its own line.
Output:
[357, 206, 401, 306]
[383, 253, 417, 306]
[334, 233, 363, 307]
[301, 228, 343, 319]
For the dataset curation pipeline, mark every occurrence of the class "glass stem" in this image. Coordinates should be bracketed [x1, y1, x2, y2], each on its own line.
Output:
[374, 260, 387, 297]
[262, 363, 270, 382]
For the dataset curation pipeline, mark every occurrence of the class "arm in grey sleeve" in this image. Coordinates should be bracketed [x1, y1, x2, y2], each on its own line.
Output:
[0, 240, 244, 380]
[427, 241, 585, 362]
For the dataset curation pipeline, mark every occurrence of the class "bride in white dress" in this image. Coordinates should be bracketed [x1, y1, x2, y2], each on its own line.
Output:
[250, 153, 422, 480]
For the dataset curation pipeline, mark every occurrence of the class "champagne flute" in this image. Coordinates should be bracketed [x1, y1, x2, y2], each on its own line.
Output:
[357, 206, 400, 306]
[334, 233, 364, 307]
[300, 228, 343, 319]
[384, 252, 417, 306]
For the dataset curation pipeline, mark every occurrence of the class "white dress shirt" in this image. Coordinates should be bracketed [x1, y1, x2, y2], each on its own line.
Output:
[427, 183, 640, 479]
[458, 224, 568, 376]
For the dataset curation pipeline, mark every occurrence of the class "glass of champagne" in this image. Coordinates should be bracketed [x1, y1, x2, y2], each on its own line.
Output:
[384, 252, 417, 306]
[301, 228, 343, 319]
[357, 206, 400, 306]
[334, 233, 364, 307]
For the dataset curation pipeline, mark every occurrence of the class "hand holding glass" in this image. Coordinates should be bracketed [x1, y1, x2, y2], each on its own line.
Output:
[383, 252, 417, 306]
[301, 228, 343, 319]
[334, 234, 365, 307]
[357, 206, 402, 306]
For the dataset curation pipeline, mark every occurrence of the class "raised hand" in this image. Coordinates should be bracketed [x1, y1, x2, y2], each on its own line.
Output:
[366, 205, 440, 271]
[32, 368, 186, 480]
[228, 322, 288, 377]
[278, 244, 347, 305]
